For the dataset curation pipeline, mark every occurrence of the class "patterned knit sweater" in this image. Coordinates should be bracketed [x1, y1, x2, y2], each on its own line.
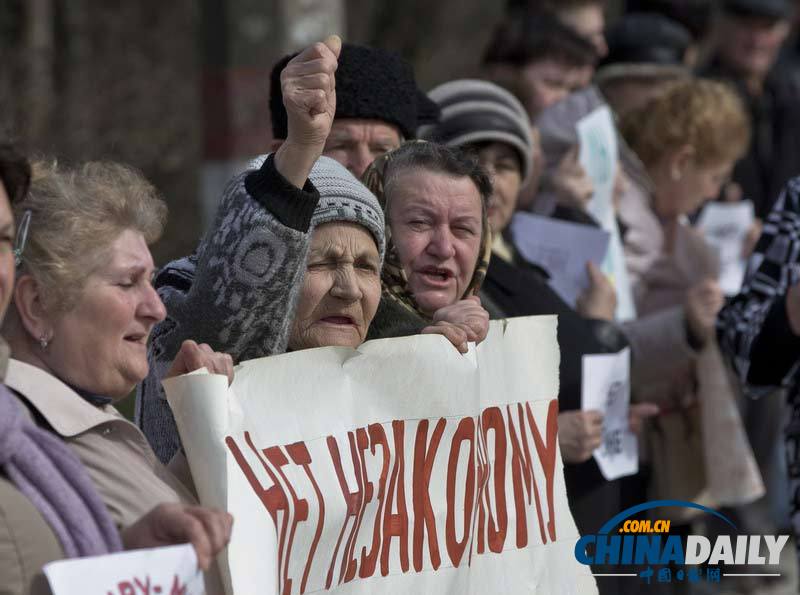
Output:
[135, 154, 320, 463]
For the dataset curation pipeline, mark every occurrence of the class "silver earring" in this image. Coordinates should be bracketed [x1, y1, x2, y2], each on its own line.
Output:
[39, 334, 49, 349]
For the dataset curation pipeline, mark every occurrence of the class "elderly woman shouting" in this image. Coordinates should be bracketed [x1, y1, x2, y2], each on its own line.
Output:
[362, 141, 492, 352]
[139, 37, 477, 464]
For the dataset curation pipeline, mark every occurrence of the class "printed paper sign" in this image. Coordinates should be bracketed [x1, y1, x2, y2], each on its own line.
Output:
[577, 107, 617, 227]
[697, 201, 755, 296]
[577, 106, 637, 322]
[165, 317, 597, 595]
[511, 212, 610, 306]
[581, 348, 637, 480]
[44, 544, 203, 595]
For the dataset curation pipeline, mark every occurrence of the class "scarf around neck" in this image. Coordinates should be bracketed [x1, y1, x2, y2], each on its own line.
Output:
[362, 142, 492, 320]
[0, 381, 122, 558]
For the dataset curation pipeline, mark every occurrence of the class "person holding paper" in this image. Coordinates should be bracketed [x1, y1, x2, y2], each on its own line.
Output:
[498, 79, 705, 432]
[0, 145, 232, 595]
[619, 78, 765, 517]
[419, 80, 661, 549]
[618, 78, 750, 356]
[139, 39, 480, 465]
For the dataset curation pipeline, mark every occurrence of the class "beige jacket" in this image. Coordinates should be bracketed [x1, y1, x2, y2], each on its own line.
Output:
[629, 220, 764, 506]
[4, 359, 197, 528]
[0, 475, 59, 595]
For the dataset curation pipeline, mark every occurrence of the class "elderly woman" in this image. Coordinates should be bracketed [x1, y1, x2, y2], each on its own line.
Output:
[0, 146, 232, 595]
[419, 78, 631, 514]
[139, 37, 475, 464]
[416, 80, 671, 595]
[361, 141, 492, 350]
[618, 79, 762, 519]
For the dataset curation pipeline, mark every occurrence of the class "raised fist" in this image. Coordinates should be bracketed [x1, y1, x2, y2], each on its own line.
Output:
[281, 35, 341, 148]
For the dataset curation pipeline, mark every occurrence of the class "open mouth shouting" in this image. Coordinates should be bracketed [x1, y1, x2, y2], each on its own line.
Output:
[417, 265, 455, 288]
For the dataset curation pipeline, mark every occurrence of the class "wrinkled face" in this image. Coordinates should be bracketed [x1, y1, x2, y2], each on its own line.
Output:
[0, 183, 15, 322]
[44, 229, 166, 399]
[718, 14, 790, 79]
[289, 222, 381, 351]
[474, 142, 523, 233]
[388, 169, 483, 315]
[557, 4, 608, 58]
[323, 118, 402, 178]
[520, 59, 590, 119]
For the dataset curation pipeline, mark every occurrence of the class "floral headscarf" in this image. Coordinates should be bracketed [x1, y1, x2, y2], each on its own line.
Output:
[361, 141, 492, 320]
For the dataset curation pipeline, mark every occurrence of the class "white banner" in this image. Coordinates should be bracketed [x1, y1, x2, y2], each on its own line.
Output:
[165, 316, 597, 595]
[44, 544, 203, 595]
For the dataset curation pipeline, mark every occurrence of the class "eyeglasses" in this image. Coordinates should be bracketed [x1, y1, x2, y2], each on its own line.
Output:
[13, 209, 31, 267]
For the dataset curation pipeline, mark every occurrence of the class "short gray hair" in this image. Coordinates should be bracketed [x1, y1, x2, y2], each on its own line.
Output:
[383, 142, 492, 213]
[16, 160, 167, 311]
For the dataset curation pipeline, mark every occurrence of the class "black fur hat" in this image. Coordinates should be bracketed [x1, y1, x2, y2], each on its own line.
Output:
[269, 43, 440, 140]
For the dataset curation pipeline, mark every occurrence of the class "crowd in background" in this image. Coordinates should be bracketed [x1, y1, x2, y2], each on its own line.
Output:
[3, 0, 800, 594]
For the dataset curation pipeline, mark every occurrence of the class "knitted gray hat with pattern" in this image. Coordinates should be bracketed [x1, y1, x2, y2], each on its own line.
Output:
[246, 154, 385, 264]
[309, 156, 386, 265]
[419, 79, 535, 184]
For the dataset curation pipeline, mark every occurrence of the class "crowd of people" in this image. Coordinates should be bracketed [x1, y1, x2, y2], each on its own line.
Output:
[3, 0, 800, 593]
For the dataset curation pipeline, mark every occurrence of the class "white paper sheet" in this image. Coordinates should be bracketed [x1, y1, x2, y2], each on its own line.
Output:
[44, 544, 203, 595]
[510, 212, 610, 306]
[697, 201, 755, 296]
[164, 317, 598, 595]
[581, 348, 637, 481]
[577, 106, 637, 321]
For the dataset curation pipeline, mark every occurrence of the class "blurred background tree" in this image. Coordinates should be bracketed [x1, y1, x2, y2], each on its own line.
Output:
[0, 0, 622, 264]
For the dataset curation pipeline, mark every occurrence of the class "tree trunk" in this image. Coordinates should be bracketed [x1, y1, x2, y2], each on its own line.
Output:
[24, 0, 54, 143]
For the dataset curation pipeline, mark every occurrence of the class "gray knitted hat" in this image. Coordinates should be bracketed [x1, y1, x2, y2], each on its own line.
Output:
[309, 156, 386, 265]
[246, 154, 385, 264]
[419, 79, 535, 184]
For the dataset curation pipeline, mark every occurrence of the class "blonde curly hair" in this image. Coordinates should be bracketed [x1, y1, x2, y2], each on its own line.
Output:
[619, 78, 750, 170]
[15, 160, 167, 311]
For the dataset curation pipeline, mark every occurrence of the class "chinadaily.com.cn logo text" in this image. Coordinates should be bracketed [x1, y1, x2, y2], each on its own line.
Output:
[574, 500, 789, 587]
